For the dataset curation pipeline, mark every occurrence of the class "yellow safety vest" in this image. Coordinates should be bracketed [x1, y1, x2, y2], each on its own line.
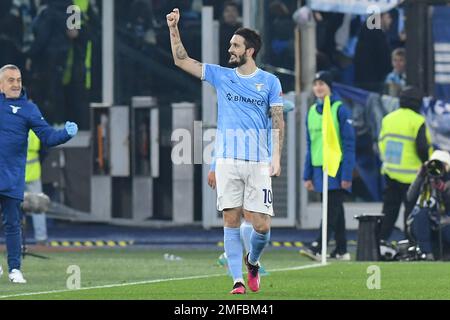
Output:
[308, 101, 343, 166]
[25, 130, 41, 183]
[63, 0, 92, 89]
[378, 108, 433, 184]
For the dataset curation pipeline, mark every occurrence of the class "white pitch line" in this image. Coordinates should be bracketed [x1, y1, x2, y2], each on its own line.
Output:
[0, 262, 327, 299]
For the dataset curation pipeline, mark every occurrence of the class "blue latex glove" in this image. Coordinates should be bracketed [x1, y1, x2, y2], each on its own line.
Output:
[65, 121, 78, 137]
[283, 99, 295, 113]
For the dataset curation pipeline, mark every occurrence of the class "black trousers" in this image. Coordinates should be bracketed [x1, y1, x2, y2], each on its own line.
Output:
[315, 190, 347, 254]
[380, 175, 415, 241]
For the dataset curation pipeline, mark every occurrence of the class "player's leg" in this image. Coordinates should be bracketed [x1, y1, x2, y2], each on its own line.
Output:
[248, 212, 271, 264]
[223, 208, 246, 293]
[240, 211, 253, 253]
[242, 210, 269, 276]
[244, 212, 271, 292]
[244, 161, 273, 263]
[216, 159, 246, 293]
[242, 161, 273, 292]
[219, 209, 267, 274]
[218, 210, 247, 269]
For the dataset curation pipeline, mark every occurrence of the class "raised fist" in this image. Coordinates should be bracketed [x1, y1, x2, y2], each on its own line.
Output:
[166, 8, 180, 28]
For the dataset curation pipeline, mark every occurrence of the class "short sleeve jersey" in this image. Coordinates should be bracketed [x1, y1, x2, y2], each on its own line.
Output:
[202, 64, 283, 162]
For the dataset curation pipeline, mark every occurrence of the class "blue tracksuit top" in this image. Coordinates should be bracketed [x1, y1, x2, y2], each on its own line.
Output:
[0, 91, 71, 200]
[303, 95, 356, 192]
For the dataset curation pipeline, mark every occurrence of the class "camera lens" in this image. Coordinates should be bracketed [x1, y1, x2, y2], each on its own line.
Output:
[427, 160, 444, 177]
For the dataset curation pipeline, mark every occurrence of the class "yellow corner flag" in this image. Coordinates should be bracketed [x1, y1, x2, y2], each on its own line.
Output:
[322, 95, 342, 178]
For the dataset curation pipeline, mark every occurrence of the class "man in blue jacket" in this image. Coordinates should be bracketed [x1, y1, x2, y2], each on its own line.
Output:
[0, 64, 78, 283]
[301, 71, 356, 261]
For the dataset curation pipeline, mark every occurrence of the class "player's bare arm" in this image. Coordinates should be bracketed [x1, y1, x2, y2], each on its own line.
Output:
[166, 8, 203, 79]
[271, 106, 285, 177]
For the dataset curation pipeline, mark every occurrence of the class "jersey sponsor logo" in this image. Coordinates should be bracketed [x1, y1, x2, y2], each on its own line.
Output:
[9, 105, 21, 114]
[225, 93, 265, 106]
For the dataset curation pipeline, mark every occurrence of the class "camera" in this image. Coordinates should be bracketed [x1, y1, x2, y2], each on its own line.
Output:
[22, 192, 50, 213]
[426, 159, 445, 178]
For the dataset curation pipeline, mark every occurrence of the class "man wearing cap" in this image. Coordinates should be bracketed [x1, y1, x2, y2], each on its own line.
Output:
[378, 86, 433, 243]
[301, 71, 356, 261]
[407, 150, 450, 260]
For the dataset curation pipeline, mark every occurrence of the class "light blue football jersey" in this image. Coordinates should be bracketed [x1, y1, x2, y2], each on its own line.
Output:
[202, 64, 283, 163]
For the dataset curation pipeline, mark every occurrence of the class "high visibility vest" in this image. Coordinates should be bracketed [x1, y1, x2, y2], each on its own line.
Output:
[63, 0, 92, 90]
[25, 130, 41, 183]
[308, 101, 343, 166]
[378, 108, 433, 184]
[74, 0, 89, 12]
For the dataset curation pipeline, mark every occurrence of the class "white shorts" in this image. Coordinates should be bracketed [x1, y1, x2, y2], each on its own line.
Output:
[215, 158, 274, 216]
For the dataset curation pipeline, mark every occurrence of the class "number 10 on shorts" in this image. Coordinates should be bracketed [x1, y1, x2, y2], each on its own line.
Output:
[262, 189, 273, 205]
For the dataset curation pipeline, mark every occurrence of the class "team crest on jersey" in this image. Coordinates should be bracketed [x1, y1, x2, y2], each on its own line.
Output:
[9, 105, 21, 114]
[255, 83, 264, 92]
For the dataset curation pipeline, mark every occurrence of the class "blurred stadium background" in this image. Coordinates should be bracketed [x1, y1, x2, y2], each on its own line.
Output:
[1, 0, 450, 299]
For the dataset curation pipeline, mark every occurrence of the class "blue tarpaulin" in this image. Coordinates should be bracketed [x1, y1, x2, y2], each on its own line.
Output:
[432, 6, 450, 101]
[309, 0, 403, 15]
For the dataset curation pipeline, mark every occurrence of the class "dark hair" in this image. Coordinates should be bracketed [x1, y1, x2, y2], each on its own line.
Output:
[269, 1, 289, 17]
[223, 1, 240, 12]
[233, 27, 262, 59]
[399, 86, 423, 112]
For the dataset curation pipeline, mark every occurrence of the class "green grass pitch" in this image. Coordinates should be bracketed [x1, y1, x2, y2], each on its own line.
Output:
[1, 248, 450, 300]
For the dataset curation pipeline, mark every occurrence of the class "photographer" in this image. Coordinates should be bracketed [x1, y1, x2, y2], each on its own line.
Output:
[406, 150, 450, 260]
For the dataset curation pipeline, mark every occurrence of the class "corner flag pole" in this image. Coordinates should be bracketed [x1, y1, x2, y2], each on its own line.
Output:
[321, 94, 341, 266]
[322, 166, 328, 265]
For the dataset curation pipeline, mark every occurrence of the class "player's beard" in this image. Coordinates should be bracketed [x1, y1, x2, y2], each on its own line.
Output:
[228, 53, 247, 67]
